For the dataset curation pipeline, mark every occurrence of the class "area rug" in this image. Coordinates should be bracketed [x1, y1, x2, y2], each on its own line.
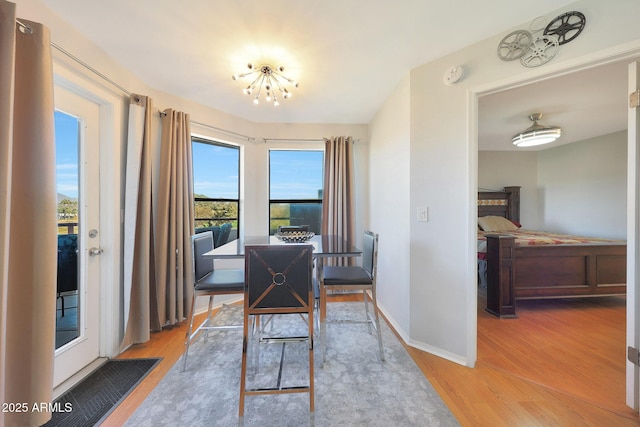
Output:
[44, 358, 161, 427]
[125, 304, 459, 426]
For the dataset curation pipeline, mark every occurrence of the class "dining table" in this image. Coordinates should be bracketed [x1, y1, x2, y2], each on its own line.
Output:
[202, 234, 362, 260]
[203, 234, 362, 359]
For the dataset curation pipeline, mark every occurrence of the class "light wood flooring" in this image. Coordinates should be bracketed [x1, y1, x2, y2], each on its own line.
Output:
[101, 294, 640, 426]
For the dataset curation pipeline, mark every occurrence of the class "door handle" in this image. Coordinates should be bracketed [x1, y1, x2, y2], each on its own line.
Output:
[89, 247, 104, 256]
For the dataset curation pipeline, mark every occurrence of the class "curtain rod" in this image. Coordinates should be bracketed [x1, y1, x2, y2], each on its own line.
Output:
[16, 17, 132, 98]
[16, 19, 32, 33]
[263, 138, 325, 143]
[263, 137, 360, 143]
[189, 119, 254, 141]
[15, 19, 132, 98]
[52, 40, 132, 97]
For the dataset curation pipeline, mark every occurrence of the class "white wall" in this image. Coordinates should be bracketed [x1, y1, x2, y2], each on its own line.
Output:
[370, 0, 640, 366]
[479, 131, 627, 238]
[368, 75, 411, 339]
[537, 131, 627, 239]
[409, 52, 473, 362]
[478, 151, 539, 228]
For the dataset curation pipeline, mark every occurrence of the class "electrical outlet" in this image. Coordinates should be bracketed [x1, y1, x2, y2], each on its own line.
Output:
[417, 206, 428, 222]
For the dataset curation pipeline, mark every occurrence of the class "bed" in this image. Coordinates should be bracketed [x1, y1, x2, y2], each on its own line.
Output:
[478, 186, 626, 318]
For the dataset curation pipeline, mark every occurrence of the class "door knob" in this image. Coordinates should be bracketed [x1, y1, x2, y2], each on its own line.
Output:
[89, 247, 103, 256]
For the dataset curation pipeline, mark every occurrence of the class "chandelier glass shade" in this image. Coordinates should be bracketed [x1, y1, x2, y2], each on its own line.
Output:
[232, 63, 298, 106]
[512, 113, 562, 147]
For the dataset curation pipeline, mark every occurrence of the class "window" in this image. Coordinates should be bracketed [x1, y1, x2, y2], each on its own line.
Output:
[192, 137, 240, 246]
[269, 150, 324, 235]
[55, 110, 80, 349]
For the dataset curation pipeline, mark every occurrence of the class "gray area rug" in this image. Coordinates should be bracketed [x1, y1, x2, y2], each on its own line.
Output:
[126, 303, 459, 427]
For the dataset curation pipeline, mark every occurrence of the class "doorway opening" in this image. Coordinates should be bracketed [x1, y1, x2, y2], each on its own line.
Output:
[476, 57, 636, 415]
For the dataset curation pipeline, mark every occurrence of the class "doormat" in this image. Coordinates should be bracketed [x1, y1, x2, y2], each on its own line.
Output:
[43, 358, 161, 427]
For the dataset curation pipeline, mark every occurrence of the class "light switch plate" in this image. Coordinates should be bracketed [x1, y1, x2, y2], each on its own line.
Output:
[417, 206, 428, 222]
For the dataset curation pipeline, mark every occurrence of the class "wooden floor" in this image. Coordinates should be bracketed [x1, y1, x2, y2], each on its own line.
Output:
[101, 294, 640, 426]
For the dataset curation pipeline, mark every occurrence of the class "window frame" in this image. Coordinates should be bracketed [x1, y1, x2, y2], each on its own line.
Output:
[268, 149, 324, 235]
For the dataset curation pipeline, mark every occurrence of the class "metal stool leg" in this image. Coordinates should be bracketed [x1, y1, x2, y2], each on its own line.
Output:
[371, 288, 385, 361]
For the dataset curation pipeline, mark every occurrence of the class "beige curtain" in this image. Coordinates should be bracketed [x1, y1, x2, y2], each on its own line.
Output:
[154, 109, 194, 329]
[0, 3, 57, 425]
[121, 94, 155, 348]
[322, 136, 356, 266]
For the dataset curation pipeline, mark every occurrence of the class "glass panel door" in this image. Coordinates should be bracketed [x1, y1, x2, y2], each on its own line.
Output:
[53, 85, 101, 388]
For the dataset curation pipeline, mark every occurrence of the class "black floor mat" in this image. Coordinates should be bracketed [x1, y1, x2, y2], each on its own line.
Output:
[44, 358, 161, 427]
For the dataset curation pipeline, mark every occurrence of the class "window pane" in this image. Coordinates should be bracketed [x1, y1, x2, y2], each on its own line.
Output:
[269, 150, 324, 200]
[192, 139, 240, 246]
[269, 150, 324, 235]
[192, 141, 239, 199]
[55, 110, 80, 349]
[269, 202, 322, 235]
[55, 111, 79, 233]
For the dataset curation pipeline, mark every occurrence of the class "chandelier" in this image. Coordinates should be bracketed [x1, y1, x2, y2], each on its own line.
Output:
[512, 113, 562, 147]
[232, 63, 299, 106]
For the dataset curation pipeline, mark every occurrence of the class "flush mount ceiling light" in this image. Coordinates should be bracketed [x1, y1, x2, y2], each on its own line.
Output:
[512, 113, 562, 147]
[232, 63, 298, 106]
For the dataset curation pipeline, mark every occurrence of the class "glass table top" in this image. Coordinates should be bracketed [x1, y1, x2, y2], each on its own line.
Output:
[203, 234, 361, 259]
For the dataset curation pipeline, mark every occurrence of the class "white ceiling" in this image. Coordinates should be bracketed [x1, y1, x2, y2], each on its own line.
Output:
[35, 0, 629, 150]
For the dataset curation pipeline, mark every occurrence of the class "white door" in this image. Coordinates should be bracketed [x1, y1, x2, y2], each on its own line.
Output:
[627, 61, 640, 410]
[53, 85, 101, 388]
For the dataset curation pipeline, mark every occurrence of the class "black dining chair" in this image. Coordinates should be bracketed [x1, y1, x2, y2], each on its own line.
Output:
[215, 222, 232, 247]
[182, 231, 244, 372]
[239, 244, 315, 419]
[320, 230, 384, 363]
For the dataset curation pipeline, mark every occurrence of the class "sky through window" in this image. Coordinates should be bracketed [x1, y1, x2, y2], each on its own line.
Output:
[270, 150, 324, 199]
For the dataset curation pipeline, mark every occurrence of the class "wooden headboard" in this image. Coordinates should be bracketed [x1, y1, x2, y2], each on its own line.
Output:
[478, 186, 520, 223]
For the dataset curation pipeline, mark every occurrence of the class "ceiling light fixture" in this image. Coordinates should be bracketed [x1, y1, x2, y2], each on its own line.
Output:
[512, 113, 562, 147]
[232, 63, 298, 106]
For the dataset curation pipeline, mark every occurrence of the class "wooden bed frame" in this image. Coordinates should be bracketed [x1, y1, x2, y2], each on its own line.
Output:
[478, 186, 627, 319]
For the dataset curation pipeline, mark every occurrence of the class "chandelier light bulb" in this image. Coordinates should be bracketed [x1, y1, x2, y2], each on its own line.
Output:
[232, 62, 299, 107]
